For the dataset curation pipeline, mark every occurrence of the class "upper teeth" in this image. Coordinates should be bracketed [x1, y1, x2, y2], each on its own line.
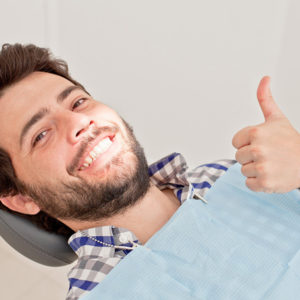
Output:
[80, 137, 113, 170]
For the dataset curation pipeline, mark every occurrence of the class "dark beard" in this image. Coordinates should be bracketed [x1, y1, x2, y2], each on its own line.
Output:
[18, 119, 151, 221]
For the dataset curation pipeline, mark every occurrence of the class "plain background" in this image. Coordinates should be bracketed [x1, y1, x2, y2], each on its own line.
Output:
[1, 0, 300, 298]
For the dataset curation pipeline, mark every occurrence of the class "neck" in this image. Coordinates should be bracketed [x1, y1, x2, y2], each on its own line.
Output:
[61, 184, 180, 244]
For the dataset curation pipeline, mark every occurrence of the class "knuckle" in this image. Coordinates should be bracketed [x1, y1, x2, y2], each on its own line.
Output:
[250, 146, 262, 159]
[235, 149, 241, 161]
[245, 178, 251, 189]
[232, 126, 251, 148]
[249, 127, 260, 140]
[255, 163, 267, 175]
[241, 164, 246, 174]
[241, 164, 248, 176]
[232, 134, 240, 148]
[245, 178, 258, 192]
[232, 134, 237, 147]
[259, 178, 272, 191]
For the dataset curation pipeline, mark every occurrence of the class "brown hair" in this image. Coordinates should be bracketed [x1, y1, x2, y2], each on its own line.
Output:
[0, 43, 89, 237]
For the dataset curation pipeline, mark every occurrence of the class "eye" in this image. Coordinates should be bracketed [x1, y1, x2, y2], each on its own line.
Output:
[33, 131, 47, 147]
[72, 98, 88, 110]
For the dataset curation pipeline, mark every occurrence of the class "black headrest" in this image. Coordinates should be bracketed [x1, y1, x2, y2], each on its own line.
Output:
[0, 209, 77, 266]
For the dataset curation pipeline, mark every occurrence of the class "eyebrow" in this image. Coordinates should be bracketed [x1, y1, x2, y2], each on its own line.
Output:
[19, 85, 84, 148]
[57, 85, 83, 103]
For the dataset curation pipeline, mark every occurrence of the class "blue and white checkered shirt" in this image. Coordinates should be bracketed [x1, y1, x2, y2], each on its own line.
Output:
[66, 153, 236, 299]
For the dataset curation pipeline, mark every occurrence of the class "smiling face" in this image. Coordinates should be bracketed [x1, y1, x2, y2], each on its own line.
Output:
[0, 71, 150, 220]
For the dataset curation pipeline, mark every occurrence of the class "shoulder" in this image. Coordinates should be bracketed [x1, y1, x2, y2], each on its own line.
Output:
[186, 158, 237, 197]
[148, 152, 236, 200]
[191, 158, 237, 174]
[66, 255, 122, 299]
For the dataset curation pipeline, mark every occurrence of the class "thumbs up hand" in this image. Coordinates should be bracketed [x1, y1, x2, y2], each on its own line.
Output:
[232, 76, 300, 193]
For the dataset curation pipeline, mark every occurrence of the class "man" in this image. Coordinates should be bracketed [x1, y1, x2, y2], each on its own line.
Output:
[1, 43, 300, 299]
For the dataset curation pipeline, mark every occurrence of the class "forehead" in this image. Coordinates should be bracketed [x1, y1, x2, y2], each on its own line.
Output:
[2, 71, 73, 103]
[0, 72, 74, 152]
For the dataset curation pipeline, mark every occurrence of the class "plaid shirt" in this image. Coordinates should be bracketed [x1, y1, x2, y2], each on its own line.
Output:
[66, 153, 236, 299]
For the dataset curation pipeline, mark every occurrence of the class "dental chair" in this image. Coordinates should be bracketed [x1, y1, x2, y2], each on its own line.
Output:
[0, 209, 76, 266]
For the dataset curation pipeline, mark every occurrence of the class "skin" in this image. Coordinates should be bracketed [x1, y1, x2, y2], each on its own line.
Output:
[232, 76, 300, 193]
[0, 71, 180, 244]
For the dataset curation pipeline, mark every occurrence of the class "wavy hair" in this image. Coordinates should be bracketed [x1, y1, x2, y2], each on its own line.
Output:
[0, 43, 89, 237]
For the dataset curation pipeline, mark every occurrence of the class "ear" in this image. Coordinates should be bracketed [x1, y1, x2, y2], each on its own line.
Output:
[0, 194, 40, 215]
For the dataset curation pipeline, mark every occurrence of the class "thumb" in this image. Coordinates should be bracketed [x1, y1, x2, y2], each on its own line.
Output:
[257, 76, 285, 121]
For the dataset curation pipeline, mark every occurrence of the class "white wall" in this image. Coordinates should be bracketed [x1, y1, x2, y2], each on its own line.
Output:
[51, 0, 298, 167]
[1, 0, 298, 166]
[0, 0, 299, 298]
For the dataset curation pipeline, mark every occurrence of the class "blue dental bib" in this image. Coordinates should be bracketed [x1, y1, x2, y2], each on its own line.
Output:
[80, 163, 300, 299]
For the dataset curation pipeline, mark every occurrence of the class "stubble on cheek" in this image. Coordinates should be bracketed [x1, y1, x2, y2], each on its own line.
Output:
[107, 151, 137, 183]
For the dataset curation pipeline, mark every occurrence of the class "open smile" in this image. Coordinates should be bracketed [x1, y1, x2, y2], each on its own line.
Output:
[78, 133, 121, 172]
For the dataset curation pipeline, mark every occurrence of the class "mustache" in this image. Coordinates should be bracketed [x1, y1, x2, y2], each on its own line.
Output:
[67, 125, 119, 175]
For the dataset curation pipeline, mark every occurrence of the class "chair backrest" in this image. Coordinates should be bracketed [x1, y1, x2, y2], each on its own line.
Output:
[0, 209, 77, 266]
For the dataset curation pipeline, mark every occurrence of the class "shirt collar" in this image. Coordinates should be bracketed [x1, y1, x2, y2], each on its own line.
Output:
[148, 152, 194, 200]
[68, 152, 193, 257]
[68, 225, 139, 257]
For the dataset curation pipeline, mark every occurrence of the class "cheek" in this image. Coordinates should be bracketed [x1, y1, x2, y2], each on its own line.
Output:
[94, 104, 123, 125]
[14, 146, 69, 186]
[93, 108, 129, 140]
[37, 146, 71, 183]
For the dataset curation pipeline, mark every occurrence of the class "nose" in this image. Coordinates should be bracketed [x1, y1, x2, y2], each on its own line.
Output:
[62, 111, 95, 144]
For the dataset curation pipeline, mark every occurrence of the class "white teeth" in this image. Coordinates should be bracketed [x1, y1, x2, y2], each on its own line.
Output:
[80, 137, 113, 170]
[90, 151, 97, 159]
[85, 156, 93, 164]
[94, 145, 101, 154]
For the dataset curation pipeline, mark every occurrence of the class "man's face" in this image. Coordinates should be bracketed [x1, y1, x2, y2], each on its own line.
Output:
[0, 72, 150, 221]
